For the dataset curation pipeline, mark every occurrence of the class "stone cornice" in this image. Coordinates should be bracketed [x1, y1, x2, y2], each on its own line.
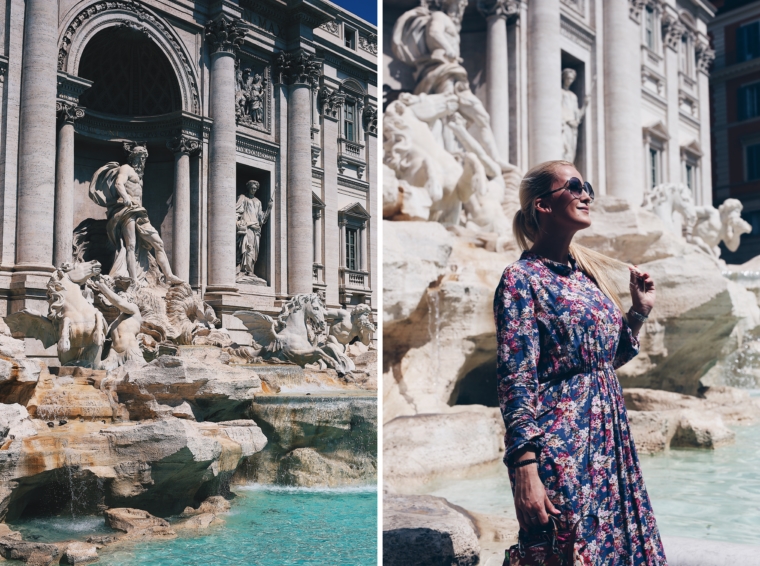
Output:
[337, 176, 369, 192]
[710, 56, 760, 82]
[57, 72, 93, 104]
[206, 15, 246, 55]
[74, 110, 205, 143]
[560, 13, 595, 48]
[236, 134, 279, 161]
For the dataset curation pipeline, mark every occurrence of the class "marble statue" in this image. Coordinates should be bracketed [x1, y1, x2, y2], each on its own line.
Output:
[391, 0, 510, 172]
[384, 92, 489, 225]
[692, 198, 752, 259]
[165, 283, 222, 346]
[5, 261, 108, 368]
[561, 68, 590, 164]
[325, 304, 376, 349]
[236, 180, 273, 285]
[88, 142, 183, 286]
[91, 278, 144, 370]
[230, 294, 353, 375]
[642, 182, 698, 241]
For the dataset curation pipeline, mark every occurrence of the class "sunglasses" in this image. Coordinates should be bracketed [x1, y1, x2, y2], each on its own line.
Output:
[539, 177, 594, 202]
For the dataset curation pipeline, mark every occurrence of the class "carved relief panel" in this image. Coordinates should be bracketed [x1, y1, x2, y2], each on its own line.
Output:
[235, 57, 272, 133]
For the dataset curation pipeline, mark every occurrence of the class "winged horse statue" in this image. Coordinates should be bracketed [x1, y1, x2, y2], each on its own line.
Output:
[5, 261, 108, 368]
[232, 293, 354, 375]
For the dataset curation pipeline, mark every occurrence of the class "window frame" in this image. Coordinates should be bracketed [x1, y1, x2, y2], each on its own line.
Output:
[344, 26, 356, 50]
[738, 81, 760, 121]
[737, 20, 760, 63]
[645, 6, 656, 51]
[746, 141, 760, 182]
[344, 101, 356, 141]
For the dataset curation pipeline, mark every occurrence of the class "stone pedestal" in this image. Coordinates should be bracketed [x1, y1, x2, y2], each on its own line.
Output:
[527, 0, 561, 166]
[205, 16, 244, 295]
[168, 136, 200, 282]
[16, 0, 58, 269]
[603, 1, 643, 204]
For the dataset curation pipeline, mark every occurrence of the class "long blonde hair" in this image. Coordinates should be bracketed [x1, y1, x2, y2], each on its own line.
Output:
[513, 160, 628, 315]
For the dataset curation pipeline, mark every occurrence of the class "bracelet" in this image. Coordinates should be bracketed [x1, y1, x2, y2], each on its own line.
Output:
[511, 458, 539, 469]
[628, 308, 648, 323]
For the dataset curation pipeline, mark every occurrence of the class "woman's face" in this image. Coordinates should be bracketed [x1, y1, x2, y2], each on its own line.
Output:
[535, 164, 592, 233]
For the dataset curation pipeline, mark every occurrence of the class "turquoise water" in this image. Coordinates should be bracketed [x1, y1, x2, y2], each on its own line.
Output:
[424, 422, 760, 546]
[11, 485, 378, 565]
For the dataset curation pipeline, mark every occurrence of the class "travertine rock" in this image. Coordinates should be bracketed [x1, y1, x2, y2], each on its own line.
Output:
[0, 538, 60, 565]
[672, 409, 735, 449]
[384, 407, 505, 491]
[104, 508, 176, 539]
[384, 495, 480, 566]
[60, 541, 98, 564]
[182, 495, 230, 516]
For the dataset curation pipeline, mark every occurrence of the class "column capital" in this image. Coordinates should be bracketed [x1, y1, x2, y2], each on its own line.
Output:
[477, 0, 519, 20]
[318, 86, 345, 118]
[167, 135, 202, 156]
[275, 50, 322, 88]
[205, 15, 245, 56]
[661, 10, 686, 51]
[696, 39, 715, 75]
[55, 100, 84, 124]
[363, 105, 377, 135]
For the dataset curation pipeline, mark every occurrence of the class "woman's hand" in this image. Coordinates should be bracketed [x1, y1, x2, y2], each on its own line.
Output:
[628, 265, 655, 316]
[513, 463, 560, 532]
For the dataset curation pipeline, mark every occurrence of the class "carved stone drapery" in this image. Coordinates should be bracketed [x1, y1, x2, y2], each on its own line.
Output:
[56, 101, 85, 124]
[275, 50, 322, 88]
[477, 0, 520, 20]
[363, 105, 377, 135]
[167, 134, 201, 156]
[205, 16, 245, 55]
[319, 86, 346, 118]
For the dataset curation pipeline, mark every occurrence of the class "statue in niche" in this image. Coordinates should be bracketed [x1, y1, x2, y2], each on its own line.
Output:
[236, 180, 273, 285]
[392, 0, 511, 172]
[235, 62, 268, 126]
[561, 68, 590, 164]
[88, 142, 183, 286]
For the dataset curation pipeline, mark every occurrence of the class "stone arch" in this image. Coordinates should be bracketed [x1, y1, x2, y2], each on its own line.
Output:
[340, 77, 366, 96]
[58, 1, 200, 114]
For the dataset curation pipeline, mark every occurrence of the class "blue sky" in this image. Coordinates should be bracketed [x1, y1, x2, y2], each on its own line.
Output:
[329, 0, 377, 25]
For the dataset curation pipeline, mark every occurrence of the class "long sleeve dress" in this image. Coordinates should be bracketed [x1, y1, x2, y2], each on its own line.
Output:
[493, 251, 667, 566]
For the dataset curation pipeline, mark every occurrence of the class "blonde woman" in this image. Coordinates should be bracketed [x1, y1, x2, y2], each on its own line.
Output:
[493, 161, 666, 564]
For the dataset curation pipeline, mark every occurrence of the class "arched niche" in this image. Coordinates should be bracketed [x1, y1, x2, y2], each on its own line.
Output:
[58, 2, 200, 114]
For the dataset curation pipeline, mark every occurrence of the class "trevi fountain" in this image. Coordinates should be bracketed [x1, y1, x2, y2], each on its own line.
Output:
[383, 0, 760, 564]
[0, 0, 379, 563]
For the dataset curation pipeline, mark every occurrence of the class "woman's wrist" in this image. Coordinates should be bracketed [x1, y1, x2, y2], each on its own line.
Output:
[629, 305, 651, 318]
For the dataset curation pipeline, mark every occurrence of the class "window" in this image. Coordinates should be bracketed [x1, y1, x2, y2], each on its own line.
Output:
[645, 7, 655, 50]
[680, 35, 689, 73]
[344, 102, 355, 141]
[748, 143, 760, 181]
[346, 228, 358, 270]
[685, 163, 694, 190]
[737, 21, 760, 62]
[739, 83, 760, 121]
[650, 148, 661, 188]
[344, 28, 356, 50]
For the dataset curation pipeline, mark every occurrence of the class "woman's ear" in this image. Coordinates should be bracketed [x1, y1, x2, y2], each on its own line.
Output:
[534, 196, 552, 216]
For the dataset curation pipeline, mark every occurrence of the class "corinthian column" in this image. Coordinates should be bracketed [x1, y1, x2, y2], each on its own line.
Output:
[277, 51, 322, 296]
[167, 135, 200, 282]
[205, 16, 244, 293]
[478, 0, 518, 163]
[16, 0, 58, 268]
[527, 0, 562, 166]
[54, 102, 84, 268]
[603, 0, 643, 204]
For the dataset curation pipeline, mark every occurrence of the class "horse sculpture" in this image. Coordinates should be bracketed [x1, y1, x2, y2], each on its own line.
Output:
[231, 293, 353, 375]
[5, 261, 108, 368]
[642, 182, 698, 241]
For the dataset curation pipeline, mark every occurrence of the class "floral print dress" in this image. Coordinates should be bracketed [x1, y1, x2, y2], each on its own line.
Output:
[493, 251, 667, 566]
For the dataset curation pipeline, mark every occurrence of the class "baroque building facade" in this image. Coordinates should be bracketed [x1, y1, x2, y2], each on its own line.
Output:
[383, 0, 716, 208]
[0, 0, 377, 341]
[710, 0, 760, 262]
